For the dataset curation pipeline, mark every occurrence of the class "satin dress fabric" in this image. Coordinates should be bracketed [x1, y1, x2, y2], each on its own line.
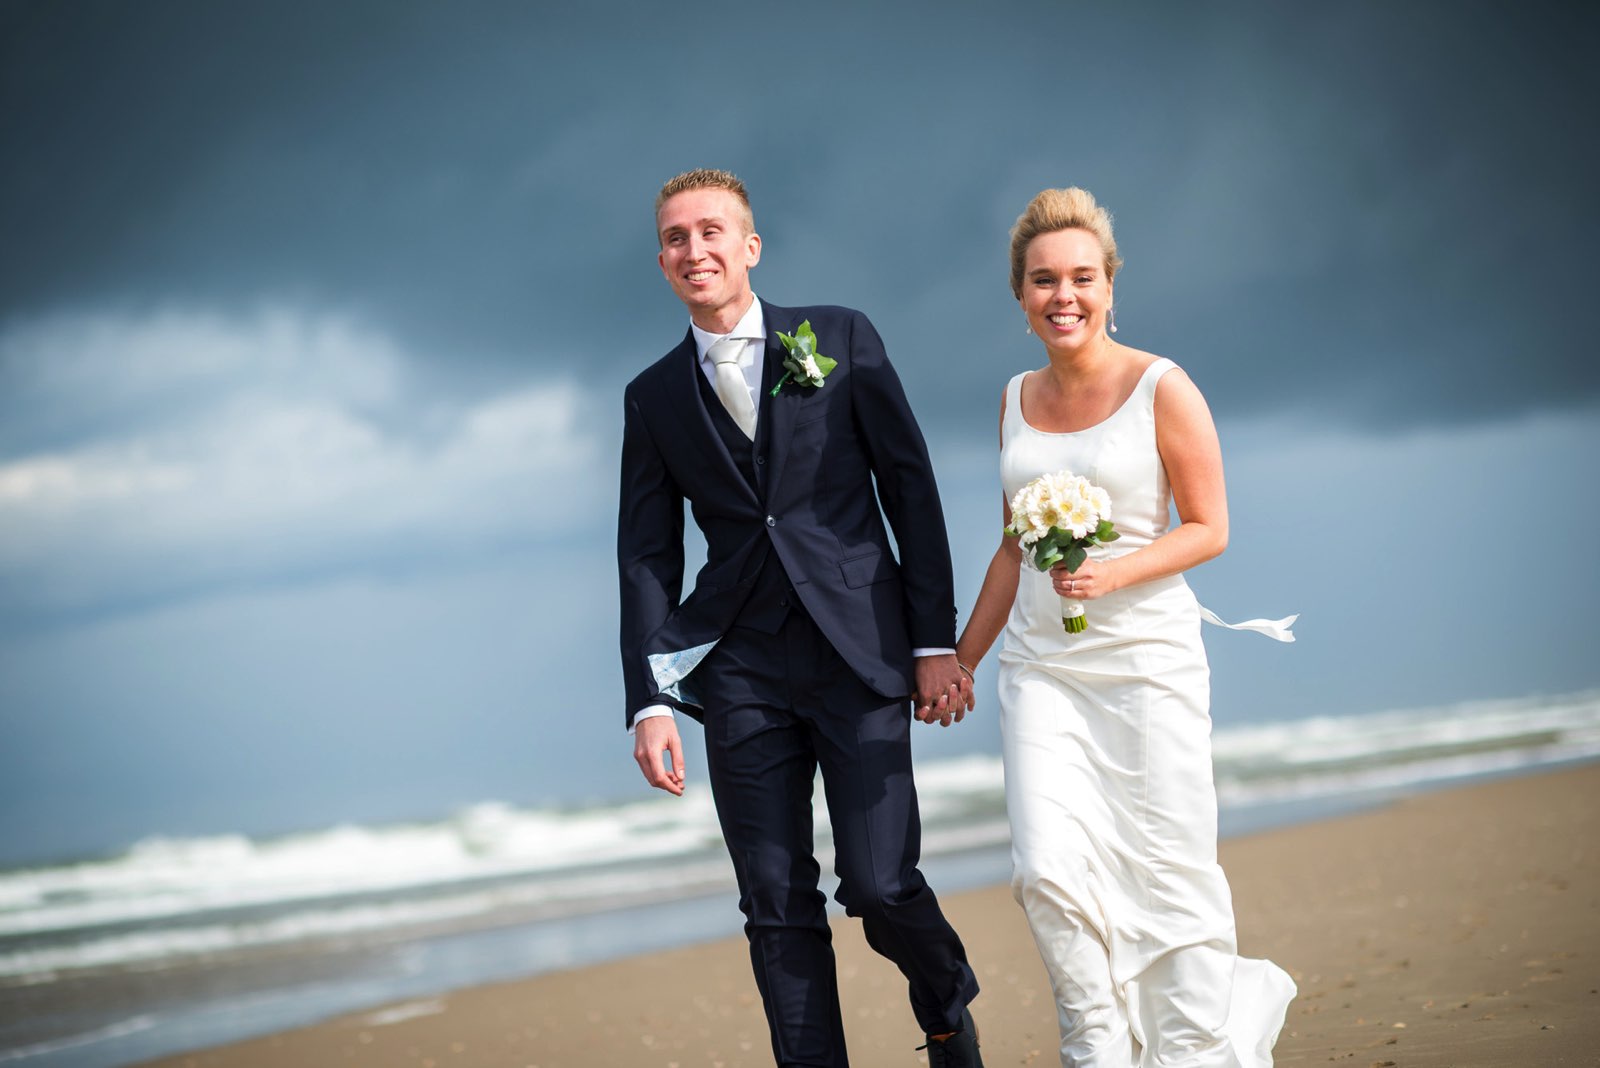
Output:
[996, 360, 1295, 1067]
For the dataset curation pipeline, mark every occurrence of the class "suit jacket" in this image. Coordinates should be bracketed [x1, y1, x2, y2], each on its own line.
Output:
[617, 300, 956, 728]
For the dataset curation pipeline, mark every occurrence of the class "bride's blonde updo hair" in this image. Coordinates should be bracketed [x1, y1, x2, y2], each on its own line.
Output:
[1008, 187, 1123, 299]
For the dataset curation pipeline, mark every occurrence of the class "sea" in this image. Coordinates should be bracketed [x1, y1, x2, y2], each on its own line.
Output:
[2, 689, 1597, 1067]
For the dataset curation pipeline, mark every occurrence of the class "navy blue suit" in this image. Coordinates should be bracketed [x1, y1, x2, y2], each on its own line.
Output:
[617, 300, 978, 1066]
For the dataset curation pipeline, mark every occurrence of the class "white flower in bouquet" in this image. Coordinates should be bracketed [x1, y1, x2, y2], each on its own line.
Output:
[1004, 469, 1120, 634]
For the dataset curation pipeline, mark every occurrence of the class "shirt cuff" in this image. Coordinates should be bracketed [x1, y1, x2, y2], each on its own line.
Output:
[627, 704, 675, 735]
[911, 648, 955, 658]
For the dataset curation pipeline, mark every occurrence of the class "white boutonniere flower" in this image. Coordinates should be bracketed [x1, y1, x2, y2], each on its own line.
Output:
[771, 320, 837, 395]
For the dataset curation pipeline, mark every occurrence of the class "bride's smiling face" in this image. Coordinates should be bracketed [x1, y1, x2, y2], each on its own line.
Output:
[1020, 228, 1114, 350]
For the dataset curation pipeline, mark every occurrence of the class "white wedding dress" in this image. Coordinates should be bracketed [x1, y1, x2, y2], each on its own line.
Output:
[997, 360, 1296, 1067]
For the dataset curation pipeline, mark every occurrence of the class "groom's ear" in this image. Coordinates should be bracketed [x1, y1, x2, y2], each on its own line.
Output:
[745, 230, 762, 269]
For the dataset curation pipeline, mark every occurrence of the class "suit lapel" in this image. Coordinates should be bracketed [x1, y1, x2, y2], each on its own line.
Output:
[663, 331, 759, 506]
[759, 303, 800, 502]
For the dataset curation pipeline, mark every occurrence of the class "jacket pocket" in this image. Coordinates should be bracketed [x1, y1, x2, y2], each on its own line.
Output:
[840, 550, 897, 588]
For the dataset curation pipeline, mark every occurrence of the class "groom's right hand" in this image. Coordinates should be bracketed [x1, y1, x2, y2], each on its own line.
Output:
[633, 716, 686, 796]
[913, 653, 974, 727]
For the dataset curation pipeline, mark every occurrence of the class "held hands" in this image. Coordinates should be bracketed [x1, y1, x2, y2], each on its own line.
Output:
[633, 716, 686, 796]
[914, 653, 975, 728]
[634, 655, 977, 785]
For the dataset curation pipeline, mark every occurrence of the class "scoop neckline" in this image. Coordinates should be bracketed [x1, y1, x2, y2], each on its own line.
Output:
[1015, 358, 1168, 437]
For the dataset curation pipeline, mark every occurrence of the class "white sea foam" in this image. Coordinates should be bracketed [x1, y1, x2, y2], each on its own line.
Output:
[0, 1015, 156, 1063]
[0, 690, 1593, 980]
[0, 791, 724, 938]
[1210, 690, 1600, 803]
[363, 999, 446, 1026]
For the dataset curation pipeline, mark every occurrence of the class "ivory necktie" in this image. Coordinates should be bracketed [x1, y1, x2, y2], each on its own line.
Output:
[707, 337, 757, 440]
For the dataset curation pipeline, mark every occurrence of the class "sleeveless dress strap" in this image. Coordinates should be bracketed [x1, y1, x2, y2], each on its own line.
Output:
[1001, 371, 1028, 442]
[1140, 357, 1179, 404]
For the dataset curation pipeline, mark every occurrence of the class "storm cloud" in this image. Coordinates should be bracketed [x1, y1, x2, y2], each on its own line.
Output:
[5, 1, 1594, 432]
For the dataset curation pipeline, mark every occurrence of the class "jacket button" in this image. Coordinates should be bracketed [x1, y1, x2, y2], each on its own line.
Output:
[755, 455, 766, 465]
[766, 515, 776, 526]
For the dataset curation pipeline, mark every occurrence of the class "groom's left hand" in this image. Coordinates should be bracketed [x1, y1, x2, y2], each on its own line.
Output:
[914, 653, 974, 727]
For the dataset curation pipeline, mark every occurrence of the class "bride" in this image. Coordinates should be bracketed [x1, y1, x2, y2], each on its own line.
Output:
[951, 187, 1296, 1067]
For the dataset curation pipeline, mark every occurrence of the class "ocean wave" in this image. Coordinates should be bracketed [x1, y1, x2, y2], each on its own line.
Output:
[0, 689, 1594, 980]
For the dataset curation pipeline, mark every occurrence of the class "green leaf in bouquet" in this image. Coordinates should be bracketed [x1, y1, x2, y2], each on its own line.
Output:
[1065, 545, 1088, 572]
[1095, 519, 1118, 541]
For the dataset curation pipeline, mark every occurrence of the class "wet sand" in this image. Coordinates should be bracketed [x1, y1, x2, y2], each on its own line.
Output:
[139, 763, 1599, 1067]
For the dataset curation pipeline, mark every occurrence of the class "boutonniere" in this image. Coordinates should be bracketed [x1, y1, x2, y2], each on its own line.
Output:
[770, 320, 837, 396]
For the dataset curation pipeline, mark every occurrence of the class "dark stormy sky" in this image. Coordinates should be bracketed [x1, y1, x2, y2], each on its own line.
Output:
[1, 0, 1595, 864]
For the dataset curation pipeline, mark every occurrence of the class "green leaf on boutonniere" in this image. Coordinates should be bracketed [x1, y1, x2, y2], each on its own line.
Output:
[771, 320, 838, 395]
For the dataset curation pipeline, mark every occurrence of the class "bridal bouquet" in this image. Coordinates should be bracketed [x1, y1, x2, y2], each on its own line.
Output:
[1005, 470, 1120, 633]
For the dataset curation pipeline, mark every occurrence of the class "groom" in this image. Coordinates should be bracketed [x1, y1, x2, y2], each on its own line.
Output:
[617, 169, 983, 1068]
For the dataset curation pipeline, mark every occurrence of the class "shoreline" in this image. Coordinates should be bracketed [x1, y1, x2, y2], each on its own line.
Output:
[127, 761, 1598, 1067]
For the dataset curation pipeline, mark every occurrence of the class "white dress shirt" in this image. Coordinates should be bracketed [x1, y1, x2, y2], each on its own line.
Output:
[630, 295, 952, 734]
[691, 295, 767, 416]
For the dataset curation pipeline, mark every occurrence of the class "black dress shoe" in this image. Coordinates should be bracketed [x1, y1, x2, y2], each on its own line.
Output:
[917, 1006, 983, 1067]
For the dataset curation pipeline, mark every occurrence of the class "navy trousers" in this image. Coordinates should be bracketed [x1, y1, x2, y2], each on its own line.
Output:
[696, 608, 979, 1068]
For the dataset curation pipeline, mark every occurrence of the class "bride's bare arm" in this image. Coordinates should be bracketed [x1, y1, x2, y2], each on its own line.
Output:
[955, 389, 1024, 671]
[1054, 367, 1227, 602]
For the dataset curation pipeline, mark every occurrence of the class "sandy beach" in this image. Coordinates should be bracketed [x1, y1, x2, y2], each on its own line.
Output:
[138, 763, 1599, 1068]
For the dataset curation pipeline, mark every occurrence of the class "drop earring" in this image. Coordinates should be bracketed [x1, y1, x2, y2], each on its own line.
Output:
[1107, 306, 1118, 334]
[1024, 317, 1033, 335]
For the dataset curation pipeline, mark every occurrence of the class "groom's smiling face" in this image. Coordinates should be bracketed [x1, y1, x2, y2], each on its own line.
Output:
[657, 188, 762, 330]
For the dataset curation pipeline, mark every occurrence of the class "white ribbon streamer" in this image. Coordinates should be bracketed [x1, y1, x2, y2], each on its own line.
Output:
[1198, 606, 1298, 643]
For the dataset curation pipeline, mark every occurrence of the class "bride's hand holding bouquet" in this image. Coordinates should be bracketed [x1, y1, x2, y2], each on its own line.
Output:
[1005, 470, 1120, 633]
[1048, 553, 1118, 607]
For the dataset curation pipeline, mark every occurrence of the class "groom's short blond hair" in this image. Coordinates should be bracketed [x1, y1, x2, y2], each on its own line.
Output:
[655, 169, 755, 238]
